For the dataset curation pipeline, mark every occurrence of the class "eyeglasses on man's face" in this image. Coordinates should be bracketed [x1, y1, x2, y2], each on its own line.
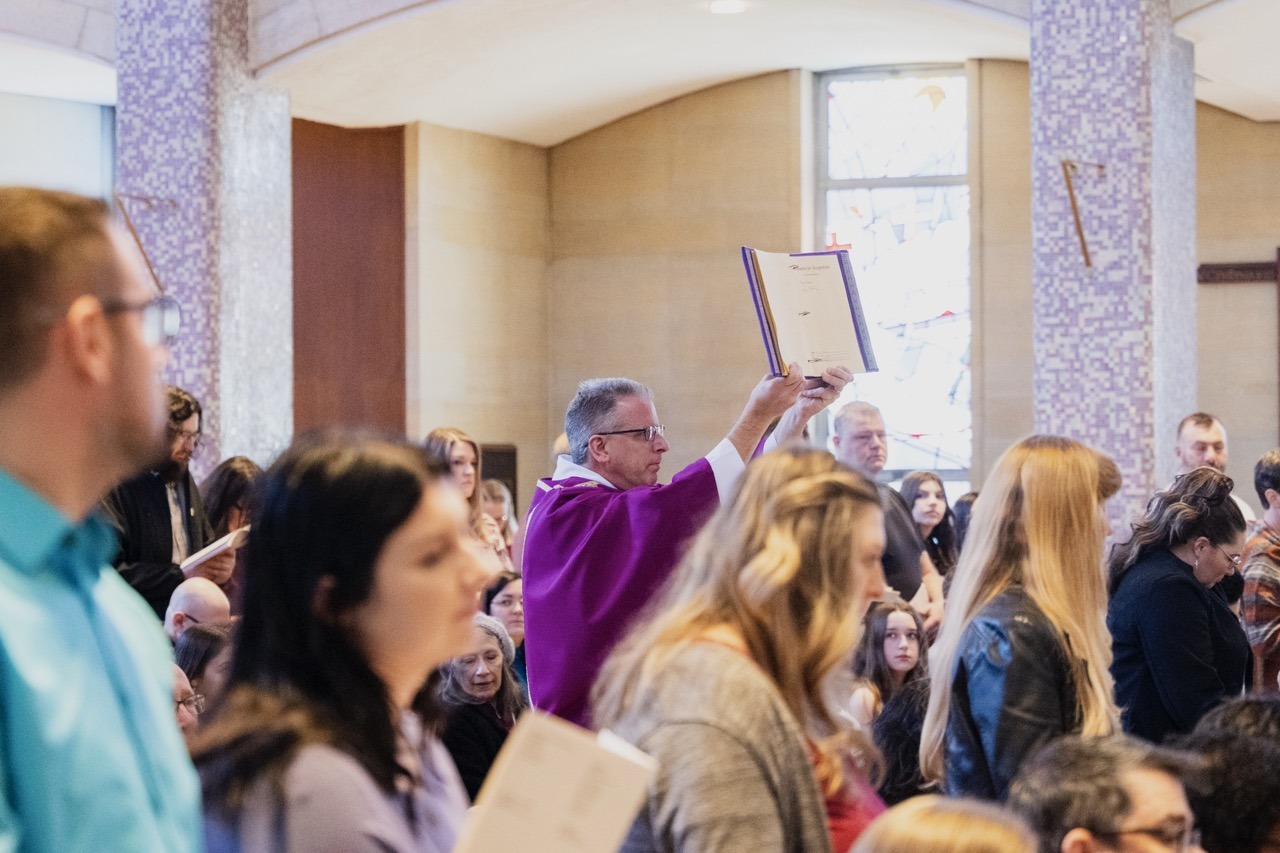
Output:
[595, 425, 666, 443]
[169, 426, 203, 449]
[100, 294, 182, 348]
[174, 693, 205, 715]
[1098, 822, 1200, 852]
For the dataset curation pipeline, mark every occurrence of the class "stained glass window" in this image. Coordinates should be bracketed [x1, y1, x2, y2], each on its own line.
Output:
[818, 68, 971, 493]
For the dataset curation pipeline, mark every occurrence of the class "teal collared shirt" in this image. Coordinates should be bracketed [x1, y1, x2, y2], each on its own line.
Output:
[0, 469, 201, 852]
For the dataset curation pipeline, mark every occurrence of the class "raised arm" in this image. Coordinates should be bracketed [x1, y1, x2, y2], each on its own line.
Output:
[726, 365, 853, 462]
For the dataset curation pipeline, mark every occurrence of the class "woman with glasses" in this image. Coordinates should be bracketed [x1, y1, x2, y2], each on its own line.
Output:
[191, 431, 491, 852]
[1108, 466, 1249, 742]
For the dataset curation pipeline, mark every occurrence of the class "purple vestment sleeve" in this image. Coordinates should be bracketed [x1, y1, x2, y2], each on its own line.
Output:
[522, 459, 720, 728]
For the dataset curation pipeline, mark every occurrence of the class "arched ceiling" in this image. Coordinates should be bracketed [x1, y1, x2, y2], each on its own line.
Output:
[258, 0, 1033, 145]
[254, 0, 1280, 146]
[1, 0, 1276, 144]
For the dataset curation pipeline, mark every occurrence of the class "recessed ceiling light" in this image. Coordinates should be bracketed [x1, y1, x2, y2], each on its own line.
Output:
[709, 0, 746, 14]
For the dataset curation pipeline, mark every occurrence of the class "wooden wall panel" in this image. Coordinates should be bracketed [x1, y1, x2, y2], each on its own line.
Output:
[292, 119, 405, 434]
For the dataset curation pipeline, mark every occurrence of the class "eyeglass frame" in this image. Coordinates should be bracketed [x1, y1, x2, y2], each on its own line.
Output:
[100, 293, 182, 348]
[1096, 824, 1201, 852]
[168, 424, 203, 449]
[1218, 544, 1241, 568]
[594, 424, 666, 443]
[174, 693, 206, 716]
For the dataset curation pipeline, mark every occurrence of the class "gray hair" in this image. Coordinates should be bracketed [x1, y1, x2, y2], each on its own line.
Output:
[437, 612, 527, 721]
[1007, 734, 1199, 853]
[832, 401, 882, 437]
[564, 378, 653, 465]
[1255, 448, 1280, 507]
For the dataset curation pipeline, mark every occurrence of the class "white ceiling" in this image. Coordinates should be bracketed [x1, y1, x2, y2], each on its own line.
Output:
[258, 0, 1280, 146]
[262, 0, 1030, 146]
[0, 0, 1275, 145]
[0, 33, 115, 105]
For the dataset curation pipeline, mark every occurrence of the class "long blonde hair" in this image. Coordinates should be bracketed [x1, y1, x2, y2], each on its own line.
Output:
[919, 436, 1121, 784]
[422, 427, 484, 535]
[851, 795, 1036, 853]
[592, 445, 882, 794]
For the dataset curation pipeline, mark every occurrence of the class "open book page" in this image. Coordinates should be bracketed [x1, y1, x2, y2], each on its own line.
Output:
[454, 711, 656, 853]
[179, 526, 249, 571]
[742, 247, 878, 378]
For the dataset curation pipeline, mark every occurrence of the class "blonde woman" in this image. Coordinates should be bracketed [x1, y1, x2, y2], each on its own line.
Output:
[593, 446, 888, 853]
[920, 436, 1121, 800]
[423, 427, 512, 572]
[851, 795, 1036, 853]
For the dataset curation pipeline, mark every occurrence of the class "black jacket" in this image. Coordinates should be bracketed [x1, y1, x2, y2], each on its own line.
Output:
[1109, 548, 1250, 742]
[943, 586, 1077, 801]
[440, 701, 510, 802]
[100, 470, 213, 619]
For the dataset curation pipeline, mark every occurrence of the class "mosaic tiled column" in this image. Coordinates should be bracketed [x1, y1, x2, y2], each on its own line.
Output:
[116, 0, 292, 475]
[1030, 0, 1196, 518]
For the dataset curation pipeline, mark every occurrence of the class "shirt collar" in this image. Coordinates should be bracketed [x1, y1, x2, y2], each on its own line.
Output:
[551, 454, 618, 490]
[0, 468, 117, 577]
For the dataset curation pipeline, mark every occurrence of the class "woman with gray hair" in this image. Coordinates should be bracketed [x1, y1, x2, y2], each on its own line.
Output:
[438, 612, 528, 801]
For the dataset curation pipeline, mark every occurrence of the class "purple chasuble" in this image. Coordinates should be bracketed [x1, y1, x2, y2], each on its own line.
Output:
[522, 459, 720, 727]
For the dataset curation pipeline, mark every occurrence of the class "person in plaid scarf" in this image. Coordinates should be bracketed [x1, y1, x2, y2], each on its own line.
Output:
[1242, 448, 1280, 692]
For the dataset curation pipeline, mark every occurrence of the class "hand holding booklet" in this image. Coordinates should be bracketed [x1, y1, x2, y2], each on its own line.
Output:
[180, 525, 249, 572]
[454, 711, 656, 853]
[741, 246, 878, 378]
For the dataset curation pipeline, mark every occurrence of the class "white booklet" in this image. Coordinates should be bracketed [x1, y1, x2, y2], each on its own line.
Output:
[180, 525, 250, 571]
[454, 711, 656, 853]
[741, 246, 878, 378]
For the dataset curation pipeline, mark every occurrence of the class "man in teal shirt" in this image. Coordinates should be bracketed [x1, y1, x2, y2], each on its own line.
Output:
[0, 188, 201, 851]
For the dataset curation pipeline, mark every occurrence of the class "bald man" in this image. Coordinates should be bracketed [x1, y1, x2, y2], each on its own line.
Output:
[163, 577, 230, 642]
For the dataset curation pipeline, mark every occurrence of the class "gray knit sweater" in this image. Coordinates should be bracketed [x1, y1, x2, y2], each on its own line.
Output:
[608, 642, 834, 853]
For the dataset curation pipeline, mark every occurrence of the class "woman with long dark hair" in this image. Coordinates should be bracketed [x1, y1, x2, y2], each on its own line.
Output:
[899, 471, 959, 576]
[191, 432, 491, 852]
[199, 455, 262, 613]
[1108, 466, 1249, 742]
[850, 600, 928, 727]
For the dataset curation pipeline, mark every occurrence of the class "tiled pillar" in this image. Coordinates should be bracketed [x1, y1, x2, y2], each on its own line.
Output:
[1030, 0, 1196, 517]
[116, 0, 292, 474]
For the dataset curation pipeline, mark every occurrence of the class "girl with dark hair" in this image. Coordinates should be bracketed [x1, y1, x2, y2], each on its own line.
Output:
[191, 431, 491, 852]
[483, 571, 526, 689]
[899, 471, 959, 576]
[174, 622, 233, 706]
[952, 491, 978, 552]
[438, 613, 529, 801]
[850, 600, 928, 727]
[199, 455, 262, 614]
[1108, 466, 1250, 742]
[422, 427, 513, 573]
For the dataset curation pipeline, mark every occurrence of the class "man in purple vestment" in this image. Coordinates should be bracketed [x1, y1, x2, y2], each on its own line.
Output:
[522, 365, 851, 726]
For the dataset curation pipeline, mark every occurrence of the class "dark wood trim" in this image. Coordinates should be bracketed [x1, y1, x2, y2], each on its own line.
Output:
[1197, 261, 1278, 284]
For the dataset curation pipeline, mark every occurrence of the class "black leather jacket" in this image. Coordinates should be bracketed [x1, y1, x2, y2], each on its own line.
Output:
[942, 586, 1078, 800]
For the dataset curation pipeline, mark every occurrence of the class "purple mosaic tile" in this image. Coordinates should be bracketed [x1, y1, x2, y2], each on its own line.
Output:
[1030, 0, 1195, 521]
[116, 0, 292, 478]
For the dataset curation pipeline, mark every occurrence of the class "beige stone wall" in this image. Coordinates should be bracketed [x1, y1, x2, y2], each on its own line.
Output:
[405, 122, 552, 514]
[1196, 104, 1280, 506]
[547, 70, 811, 477]
[968, 59, 1035, 484]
